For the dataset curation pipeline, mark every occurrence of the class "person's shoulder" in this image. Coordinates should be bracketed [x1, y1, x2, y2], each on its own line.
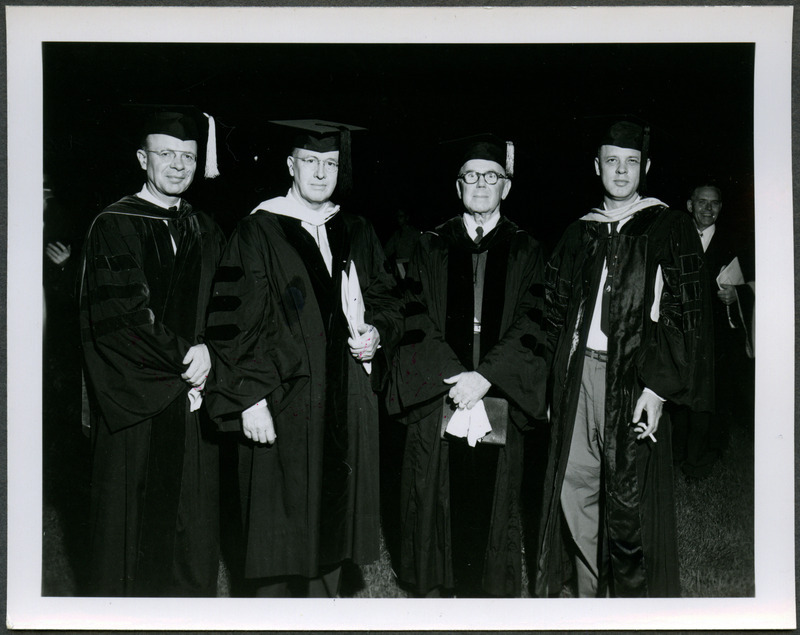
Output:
[658, 205, 685, 220]
[561, 217, 586, 239]
[234, 209, 282, 240]
[658, 206, 695, 231]
[193, 210, 225, 237]
[417, 216, 459, 248]
[512, 228, 543, 253]
[91, 196, 152, 234]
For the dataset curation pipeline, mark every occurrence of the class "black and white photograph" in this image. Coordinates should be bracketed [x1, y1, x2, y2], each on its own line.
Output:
[6, 4, 794, 630]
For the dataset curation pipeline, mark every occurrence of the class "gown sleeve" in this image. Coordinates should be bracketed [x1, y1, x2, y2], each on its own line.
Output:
[475, 237, 548, 422]
[203, 216, 308, 430]
[637, 211, 714, 411]
[80, 213, 193, 431]
[355, 220, 404, 390]
[387, 235, 466, 420]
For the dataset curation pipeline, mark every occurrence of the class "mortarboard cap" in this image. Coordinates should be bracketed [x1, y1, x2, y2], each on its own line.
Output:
[139, 106, 220, 178]
[269, 119, 366, 195]
[444, 133, 515, 177]
[595, 117, 652, 194]
[599, 120, 646, 152]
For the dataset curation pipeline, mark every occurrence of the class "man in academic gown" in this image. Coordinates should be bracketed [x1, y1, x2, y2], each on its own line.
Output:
[389, 134, 548, 597]
[535, 121, 713, 598]
[203, 120, 403, 597]
[671, 183, 755, 479]
[80, 110, 225, 596]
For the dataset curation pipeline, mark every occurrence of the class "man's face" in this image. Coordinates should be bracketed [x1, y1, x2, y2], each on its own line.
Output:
[287, 149, 340, 208]
[688, 186, 722, 231]
[456, 159, 511, 216]
[594, 145, 650, 206]
[136, 134, 198, 203]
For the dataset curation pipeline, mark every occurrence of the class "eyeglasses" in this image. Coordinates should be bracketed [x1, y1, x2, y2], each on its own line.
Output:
[458, 171, 509, 185]
[146, 150, 197, 165]
[294, 156, 339, 173]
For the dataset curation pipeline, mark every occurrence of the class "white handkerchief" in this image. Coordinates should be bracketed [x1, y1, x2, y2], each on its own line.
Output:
[445, 405, 471, 439]
[341, 261, 372, 374]
[188, 388, 203, 412]
[445, 399, 492, 447]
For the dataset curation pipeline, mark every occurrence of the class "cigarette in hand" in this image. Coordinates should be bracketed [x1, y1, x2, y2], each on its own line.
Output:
[648, 433, 657, 443]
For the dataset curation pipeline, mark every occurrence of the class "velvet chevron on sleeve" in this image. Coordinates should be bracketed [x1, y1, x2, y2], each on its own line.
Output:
[80, 197, 223, 431]
[202, 209, 402, 581]
[203, 215, 309, 430]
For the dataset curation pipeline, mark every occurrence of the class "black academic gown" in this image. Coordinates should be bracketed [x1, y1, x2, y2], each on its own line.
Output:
[203, 210, 402, 580]
[389, 215, 547, 597]
[672, 224, 755, 471]
[80, 195, 225, 596]
[703, 225, 755, 370]
[536, 205, 713, 598]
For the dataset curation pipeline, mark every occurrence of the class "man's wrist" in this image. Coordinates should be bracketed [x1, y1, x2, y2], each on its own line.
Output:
[643, 387, 666, 402]
[244, 398, 267, 414]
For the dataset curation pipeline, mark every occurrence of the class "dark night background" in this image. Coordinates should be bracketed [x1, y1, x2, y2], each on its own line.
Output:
[43, 41, 754, 253]
[39, 39, 759, 601]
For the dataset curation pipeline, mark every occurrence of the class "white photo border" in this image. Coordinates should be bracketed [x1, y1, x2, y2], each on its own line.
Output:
[6, 5, 795, 630]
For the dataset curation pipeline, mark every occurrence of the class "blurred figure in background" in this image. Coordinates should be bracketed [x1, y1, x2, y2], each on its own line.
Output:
[671, 183, 755, 480]
[384, 207, 421, 279]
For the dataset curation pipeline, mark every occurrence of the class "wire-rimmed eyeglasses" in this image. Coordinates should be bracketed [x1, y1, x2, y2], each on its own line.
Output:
[146, 149, 197, 165]
[294, 156, 339, 173]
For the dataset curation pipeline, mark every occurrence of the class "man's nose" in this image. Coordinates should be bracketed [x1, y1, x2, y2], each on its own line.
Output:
[616, 162, 627, 174]
[314, 162, 326, 178]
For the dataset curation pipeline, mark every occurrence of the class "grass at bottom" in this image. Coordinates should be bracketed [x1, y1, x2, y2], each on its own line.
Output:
[674, 422, 754, 597]
[42, 423, 754, 598]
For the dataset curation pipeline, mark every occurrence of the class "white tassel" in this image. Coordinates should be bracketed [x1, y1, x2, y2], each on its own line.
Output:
[505, 140, 515, 177]
[203, 112, 220, 178]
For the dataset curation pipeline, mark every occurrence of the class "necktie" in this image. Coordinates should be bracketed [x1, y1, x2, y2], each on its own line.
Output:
[600, 221, 619, 337]
[474, 225, 484, 244]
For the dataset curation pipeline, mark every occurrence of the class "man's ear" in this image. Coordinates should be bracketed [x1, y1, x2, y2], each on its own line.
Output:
[286, 155, 295, 177]
[501, 178, 512, 200]
[136, 149, 148, 171]
[686, 199, 694, 214]
[455, 180, 464, 201]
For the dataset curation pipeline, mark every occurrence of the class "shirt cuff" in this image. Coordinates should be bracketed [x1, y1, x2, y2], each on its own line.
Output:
[244, 398, 267, 414]
[643, 387, 666, 402]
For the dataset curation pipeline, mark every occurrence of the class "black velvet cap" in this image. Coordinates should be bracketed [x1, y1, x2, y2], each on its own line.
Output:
[141, 110, 201, 142]
[445, 133, 515, 177]
[599, 120, 645, 151]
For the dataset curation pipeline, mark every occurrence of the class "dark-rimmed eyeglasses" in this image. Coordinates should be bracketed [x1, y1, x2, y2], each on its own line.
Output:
[458, 171, 509, 185]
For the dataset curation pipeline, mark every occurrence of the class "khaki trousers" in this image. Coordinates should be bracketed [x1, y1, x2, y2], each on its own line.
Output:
[560, 353, 606, 598]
